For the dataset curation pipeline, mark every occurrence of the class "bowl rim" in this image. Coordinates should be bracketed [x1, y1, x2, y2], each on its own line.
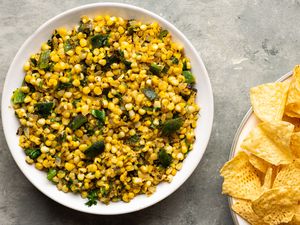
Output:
[1, 2, 214, 215]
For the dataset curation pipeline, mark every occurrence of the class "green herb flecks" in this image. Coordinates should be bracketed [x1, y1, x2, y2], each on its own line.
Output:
[85, 189, 99, 207]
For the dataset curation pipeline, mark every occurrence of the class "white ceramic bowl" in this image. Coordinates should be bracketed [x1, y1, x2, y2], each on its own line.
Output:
[1, 3, 213, 215]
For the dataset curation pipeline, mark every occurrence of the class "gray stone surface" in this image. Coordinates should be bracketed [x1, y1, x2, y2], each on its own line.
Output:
[0, 0, 299, 224]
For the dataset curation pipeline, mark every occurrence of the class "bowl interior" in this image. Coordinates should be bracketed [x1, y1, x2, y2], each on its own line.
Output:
[1, 3, 213, 214]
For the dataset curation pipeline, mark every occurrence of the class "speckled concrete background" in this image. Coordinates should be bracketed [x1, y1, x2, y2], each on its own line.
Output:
[0, 0, 299, 224]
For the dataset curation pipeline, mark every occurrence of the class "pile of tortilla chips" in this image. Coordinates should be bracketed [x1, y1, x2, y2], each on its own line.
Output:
[221, 65, 300, 225]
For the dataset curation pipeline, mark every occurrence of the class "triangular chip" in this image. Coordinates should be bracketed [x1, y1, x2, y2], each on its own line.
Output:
[249, 154, 270, 174]
[286, 65, 300, 118]
[250, 82, 289, 122]
[273, 160, 300, 188]
[252, 186, 300, 225]
[241, 121, 294, 165]
[232, 199, 267, 225]
[291, 132, 300, 158]
[220, 151, 262, 200]
[259, 120, 294, 149]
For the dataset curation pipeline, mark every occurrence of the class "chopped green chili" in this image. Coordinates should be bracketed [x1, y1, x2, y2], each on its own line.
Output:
[69, 114, 87, 130]
[85, 141, 105, 159]
[37, 50, 51, 69]
[161, 118, 184, 136]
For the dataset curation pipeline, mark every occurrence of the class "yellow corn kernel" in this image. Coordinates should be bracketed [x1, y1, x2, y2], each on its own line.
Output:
[51, 54, 60, 62]
[79, 38, 87, 47]
[72, 79, 80, 87]
[23, 61, 30, 71]
[93, 86, 102, 95]
[79, 144, 88, 151]
[99, 59, 106, 66]
[87, 164, 97, 172]
[82, 86, 90, 95]
[65, 162, 75, 171]
[47, 134, 56, 141]
[74, 64, 82, 73]
[75, 129, 83, 137]
[77, 173, 85, 181]
[35, 163, 43, 170]
[41, 42, 50, 50]
[95, 170, 101, 179]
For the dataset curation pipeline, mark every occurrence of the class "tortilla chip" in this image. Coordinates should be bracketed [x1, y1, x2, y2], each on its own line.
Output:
[286, 65, 300, 118]
[259, 120, 294, 149]
[291, 132, 300, 158]
[232, 199, 267, 225]
[249, 154, 270, 174]
[241, 121, 294, 165]
[252, 186, 300, 225]
[220, 151, 262, 200]
[250, 82, 289, 122]
[273, 160, 300, 188]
